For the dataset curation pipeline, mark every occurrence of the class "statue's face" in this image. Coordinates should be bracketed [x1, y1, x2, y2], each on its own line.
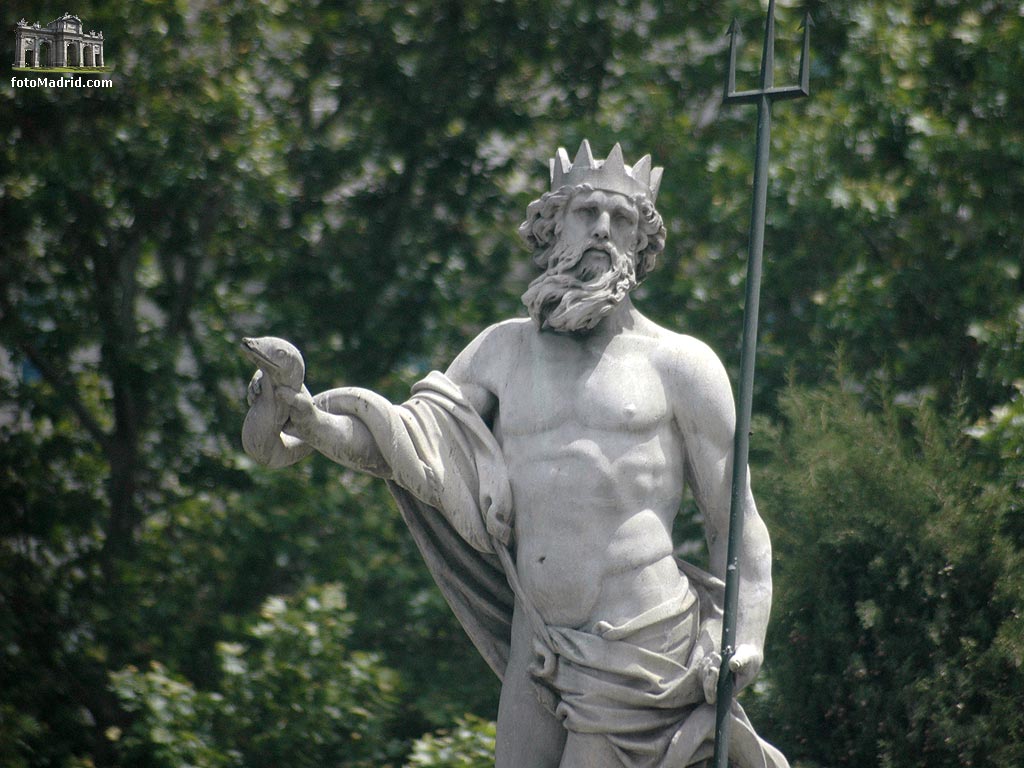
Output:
[560, 189, 639, 280]
[520, 188, 641, 334]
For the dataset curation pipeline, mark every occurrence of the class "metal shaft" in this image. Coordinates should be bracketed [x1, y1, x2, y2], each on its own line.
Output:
[712, 89, 772, 768]
[712, 2, 780, 762]
[712, 3, 808, 762]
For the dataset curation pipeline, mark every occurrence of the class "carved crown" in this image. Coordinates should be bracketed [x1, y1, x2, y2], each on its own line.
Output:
[549, 140, 663, 204]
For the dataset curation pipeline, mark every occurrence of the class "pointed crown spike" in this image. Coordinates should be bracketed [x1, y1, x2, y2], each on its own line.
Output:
[632, 155, 652, 186]
[556, 147, 572, 172]
[551, 147, 572, 188]
[573, 139, 595, 168]
[604, 143, 625, 174]
[650, 168, 664, 201]
[548, 140, 663, 204]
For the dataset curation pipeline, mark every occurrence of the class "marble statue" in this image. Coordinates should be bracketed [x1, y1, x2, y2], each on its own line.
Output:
[242, 141, 788, 768]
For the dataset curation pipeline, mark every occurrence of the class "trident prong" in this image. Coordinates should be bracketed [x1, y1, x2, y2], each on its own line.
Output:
[724, 1, 812, 104]
[799, 11, 814, 94]
[712, 3, 811, 768]
[725, 18, 741, 99]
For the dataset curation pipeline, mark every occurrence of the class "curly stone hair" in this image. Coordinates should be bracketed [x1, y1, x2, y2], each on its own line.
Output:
[517, 183, 667, 282]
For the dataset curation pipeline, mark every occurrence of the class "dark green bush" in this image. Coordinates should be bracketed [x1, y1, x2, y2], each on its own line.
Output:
[754, 386, 1024, 767]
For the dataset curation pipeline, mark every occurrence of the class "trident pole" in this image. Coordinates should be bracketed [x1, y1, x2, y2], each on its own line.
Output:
[713, 4, 810, 767]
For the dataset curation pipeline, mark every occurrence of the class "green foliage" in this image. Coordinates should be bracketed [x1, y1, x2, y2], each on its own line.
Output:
[405, 715, 497, 768]
[967, 300, 1024, 483]
[753, 385, 1024, 767]
[109, 663, 230, 768]
[110, 584, 400, 768]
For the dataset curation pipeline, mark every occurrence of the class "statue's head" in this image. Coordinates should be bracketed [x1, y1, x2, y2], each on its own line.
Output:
[518, 141, 666, 333]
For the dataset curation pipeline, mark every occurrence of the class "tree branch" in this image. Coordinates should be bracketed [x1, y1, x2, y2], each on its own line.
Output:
[0, 294, 112, 452]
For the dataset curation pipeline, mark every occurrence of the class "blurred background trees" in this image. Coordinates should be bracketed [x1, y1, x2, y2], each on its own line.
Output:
[1, 1, 1021, 765]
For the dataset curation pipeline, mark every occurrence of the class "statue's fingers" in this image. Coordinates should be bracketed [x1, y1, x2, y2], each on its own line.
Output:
[247, 370, 265, 405]
[274, 386, 295, 409]
[728, 646, 763, 691]
[729, 645, 763, 671]
[276, 385, 312, 419]
[701, 653, 721, 704]
[703, 667, 719, 704]
[729, 656, 751, 692]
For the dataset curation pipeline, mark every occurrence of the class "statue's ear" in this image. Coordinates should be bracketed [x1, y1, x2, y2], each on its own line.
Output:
[633, 229, 648, 260]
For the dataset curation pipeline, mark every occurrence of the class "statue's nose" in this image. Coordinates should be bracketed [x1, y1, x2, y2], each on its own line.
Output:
[592, 211, 611, 240]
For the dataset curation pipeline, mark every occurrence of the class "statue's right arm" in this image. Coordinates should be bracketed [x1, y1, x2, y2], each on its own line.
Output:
[276, 386, 393, 478]
[263, 320, 513, 475]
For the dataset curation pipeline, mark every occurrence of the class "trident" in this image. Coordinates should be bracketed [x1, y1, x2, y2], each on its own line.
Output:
[713, 2, 810, 767]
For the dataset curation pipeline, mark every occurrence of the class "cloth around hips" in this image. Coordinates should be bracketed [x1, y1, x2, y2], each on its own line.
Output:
[532, 571, 788, 768]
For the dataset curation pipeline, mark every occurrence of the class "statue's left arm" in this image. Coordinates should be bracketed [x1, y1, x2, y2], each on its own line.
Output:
[667, 336, 773, 695]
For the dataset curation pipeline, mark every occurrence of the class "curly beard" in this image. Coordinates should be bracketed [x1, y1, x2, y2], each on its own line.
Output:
[521, 237, 637, 333]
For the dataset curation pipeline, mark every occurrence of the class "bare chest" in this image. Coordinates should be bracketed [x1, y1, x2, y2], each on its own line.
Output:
[495, 334, 670, 436]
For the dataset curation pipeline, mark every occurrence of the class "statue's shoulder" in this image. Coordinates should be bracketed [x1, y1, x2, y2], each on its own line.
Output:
[639, 319, 733, 414]
[447, 317, 533, 393]
[476, 317, 534, 345]
[636, 317, 725, 377]
[466, 317, 537, 362]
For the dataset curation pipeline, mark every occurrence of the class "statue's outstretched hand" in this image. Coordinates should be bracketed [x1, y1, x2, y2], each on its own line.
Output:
[241, 336, 316, 466]
[276, 384, 319, 440]
[700, 643, 763, 704]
